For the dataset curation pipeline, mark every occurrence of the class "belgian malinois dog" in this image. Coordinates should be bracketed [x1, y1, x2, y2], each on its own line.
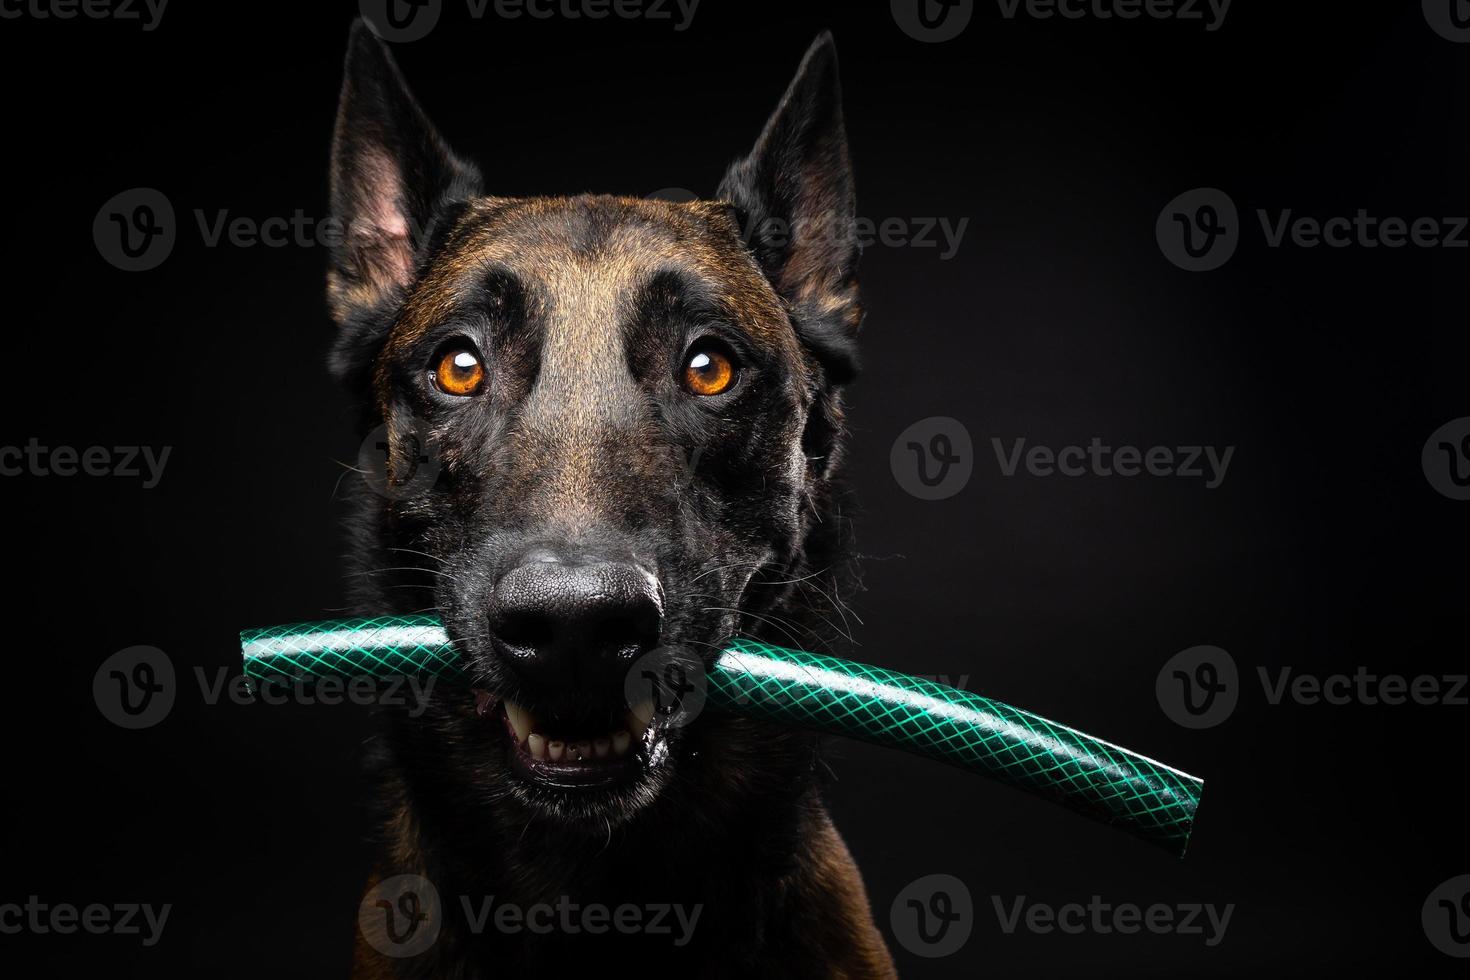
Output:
[329, 19, 894, 976]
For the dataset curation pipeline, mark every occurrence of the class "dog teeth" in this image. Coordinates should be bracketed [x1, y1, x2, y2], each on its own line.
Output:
[504, 701, 534, 744]
[504, 703, 640, 765]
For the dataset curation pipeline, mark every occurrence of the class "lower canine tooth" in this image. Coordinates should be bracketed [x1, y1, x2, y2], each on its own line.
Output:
[593, 737, 611, 759]
[612, 730, 631, 755]
[548, 740, 565, 762]
[528, 733, 547, 761]
[504, 701, 533, 743]
[627, 702, 652, 739]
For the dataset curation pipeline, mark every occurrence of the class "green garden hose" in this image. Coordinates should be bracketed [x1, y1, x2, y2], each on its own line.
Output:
[240, 615, 1203, 856]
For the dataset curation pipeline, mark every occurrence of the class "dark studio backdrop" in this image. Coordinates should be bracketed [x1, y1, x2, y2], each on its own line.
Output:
[1, 1, 1467, 975]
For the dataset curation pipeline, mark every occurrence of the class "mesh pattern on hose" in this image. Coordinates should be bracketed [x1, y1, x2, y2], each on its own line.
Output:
[240, 617, 1201, 855]
[716, 639, 1201, 855]
[241, 616, 467, 686]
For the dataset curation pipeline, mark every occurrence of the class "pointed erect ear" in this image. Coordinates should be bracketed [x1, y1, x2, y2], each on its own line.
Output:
[717, 32, 860, 381]
[327, 19, 481, 329]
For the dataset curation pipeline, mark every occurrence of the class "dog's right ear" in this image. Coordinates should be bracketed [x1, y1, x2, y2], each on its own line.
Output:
[327, 20, 481, 381]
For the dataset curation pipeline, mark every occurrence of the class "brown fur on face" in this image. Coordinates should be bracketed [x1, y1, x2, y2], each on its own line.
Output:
[327, 21, 888, 976]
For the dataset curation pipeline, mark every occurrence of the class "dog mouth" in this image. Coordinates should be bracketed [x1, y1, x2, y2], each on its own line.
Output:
[475, 691, 664, 791]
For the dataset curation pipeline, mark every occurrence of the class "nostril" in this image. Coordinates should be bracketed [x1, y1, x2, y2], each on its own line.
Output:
[590, 609, 660, 660]
[494, 611, 557, 654]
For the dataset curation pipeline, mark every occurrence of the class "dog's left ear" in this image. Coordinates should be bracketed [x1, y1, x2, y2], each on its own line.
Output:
[327, 20, 482, 370]
[718, 32, 860, 382]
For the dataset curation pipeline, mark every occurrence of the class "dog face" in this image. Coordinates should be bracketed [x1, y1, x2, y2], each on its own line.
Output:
[328, 22, 860, 829]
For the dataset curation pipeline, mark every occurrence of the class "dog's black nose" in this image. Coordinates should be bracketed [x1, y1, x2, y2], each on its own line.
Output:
[489, 550, 663, 683]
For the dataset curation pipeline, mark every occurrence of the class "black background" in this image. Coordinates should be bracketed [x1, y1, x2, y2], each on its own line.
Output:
[2, 0, 1467, 975]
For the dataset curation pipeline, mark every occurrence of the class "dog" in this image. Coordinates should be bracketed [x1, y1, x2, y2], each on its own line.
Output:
[327, 19, 895, 976]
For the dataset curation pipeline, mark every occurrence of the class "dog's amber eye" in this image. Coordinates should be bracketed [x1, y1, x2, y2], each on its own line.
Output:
[681, 345, 736, 397]
[433, 348, 487, 397]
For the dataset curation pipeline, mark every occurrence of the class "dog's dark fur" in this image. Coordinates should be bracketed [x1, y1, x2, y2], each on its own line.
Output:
[328, 20, 893, 977]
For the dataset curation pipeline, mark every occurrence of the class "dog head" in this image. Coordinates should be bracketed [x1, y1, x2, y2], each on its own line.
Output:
[328, 21, 860, 829]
